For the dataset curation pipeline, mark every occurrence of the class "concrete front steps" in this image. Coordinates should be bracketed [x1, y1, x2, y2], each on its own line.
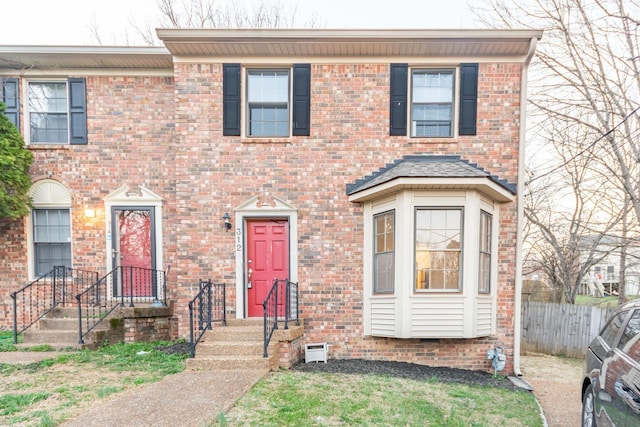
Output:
[187, 318, 305, 371]
[21, 306, 118, 350]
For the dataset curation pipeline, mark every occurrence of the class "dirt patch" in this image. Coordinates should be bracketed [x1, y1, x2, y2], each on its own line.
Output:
[521, 352, 583, 427]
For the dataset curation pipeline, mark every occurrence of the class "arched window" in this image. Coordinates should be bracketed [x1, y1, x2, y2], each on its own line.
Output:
[30, 180, 72, 276]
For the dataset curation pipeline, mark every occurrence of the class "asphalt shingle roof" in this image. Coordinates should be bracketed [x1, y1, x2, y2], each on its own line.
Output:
[346, 155, 516, 196]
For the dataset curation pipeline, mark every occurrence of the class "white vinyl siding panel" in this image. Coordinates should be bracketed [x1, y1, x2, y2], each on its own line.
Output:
[370, 298, 396, 336]
[410, 297, 465, 338]
[475, 297, 493, 336]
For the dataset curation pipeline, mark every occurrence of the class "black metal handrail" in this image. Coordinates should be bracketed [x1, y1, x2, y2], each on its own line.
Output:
[188, 279, 226, 358]
[76, 265, 167, 344]
[263, 278, 300, 358]
[11, 266, 98, 344]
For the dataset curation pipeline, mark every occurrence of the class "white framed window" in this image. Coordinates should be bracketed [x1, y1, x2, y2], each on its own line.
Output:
[28, 81, 69, 144]
[411, 69, 454, 138]
[246, 69, 290, 137]
[361, 189, 500, 339]
[374, 210, 395, 294]
[415, 208, 462, 291]
[29, 180, 73, 278]
[33, 209, 71, 276]
[23, 78, 87, 145]
[479, 210, 492, 294]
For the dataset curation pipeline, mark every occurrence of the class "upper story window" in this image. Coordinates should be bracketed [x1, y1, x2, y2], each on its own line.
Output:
[247, 70, 289, 137]
[223, 64, 310, 138]
[411, 70, 454, 137]
[389, 63, 478, 137]
[4, 78, 88, 145]
[28, 82, 69, 143]
[415, 208, 462, 291]
[374, 211, 395, 293]
[479, 210, 492, 294]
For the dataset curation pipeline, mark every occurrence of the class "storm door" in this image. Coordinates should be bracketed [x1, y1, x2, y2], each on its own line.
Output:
[111, 207, 156, 298]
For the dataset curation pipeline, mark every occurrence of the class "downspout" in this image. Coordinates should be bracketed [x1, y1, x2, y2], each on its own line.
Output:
[513, 35, 540, 377]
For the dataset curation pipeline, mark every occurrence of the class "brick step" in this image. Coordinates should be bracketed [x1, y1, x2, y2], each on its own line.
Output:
[186, 354, 274, 371]
[195, 340, 265, 357]
[46, 307, 84, 318]
[38, 317, 110, 331]
[225, 318, 264, 327]
[22, 329, 81, 345]
[205, 326, 263, 342]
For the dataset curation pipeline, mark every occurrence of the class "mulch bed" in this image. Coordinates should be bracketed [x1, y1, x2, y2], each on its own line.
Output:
[293, 359, 522, 391]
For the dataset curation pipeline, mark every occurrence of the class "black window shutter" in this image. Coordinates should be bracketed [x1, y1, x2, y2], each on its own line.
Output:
[68, 78, 87, 145]
[223, 63, 241, 136]
[389, 63, 408, 136]
[292, 64, 311, 136]
[459, 63, 478, 136]
[2, 78, 20, 129]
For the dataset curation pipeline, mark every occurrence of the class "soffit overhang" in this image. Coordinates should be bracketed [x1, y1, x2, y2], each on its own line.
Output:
[0, 46, 173, 71]
[156, 28, 543, 60]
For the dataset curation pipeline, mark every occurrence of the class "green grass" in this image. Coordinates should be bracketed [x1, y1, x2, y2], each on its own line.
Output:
[0, 338, 542, 426]
[0, 392, 51, 416]
[0, 340, 188, 426]
[219, 370, 542, 427]
[574, 295, 640, 308]
[0, 330, 18, 352]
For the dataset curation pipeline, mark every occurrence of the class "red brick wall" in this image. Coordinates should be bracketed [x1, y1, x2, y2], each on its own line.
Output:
[170, 62, 522, 372]
[1, 62, 523, 373]
[0, 75, 176, 329]
[0, 218, 28, 326]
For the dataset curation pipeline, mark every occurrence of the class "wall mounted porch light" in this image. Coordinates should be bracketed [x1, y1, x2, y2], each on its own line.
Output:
[223, 212, 232, 232]
[84, 208, 96, 218]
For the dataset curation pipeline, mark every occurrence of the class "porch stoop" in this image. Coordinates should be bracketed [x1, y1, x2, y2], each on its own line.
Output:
[21, 307, 122, 350]
[187, 318, 305, 371]
[19, 304, 173, 350]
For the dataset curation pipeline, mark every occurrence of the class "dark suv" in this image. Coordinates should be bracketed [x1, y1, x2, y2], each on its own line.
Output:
[582, 300, 640, 426]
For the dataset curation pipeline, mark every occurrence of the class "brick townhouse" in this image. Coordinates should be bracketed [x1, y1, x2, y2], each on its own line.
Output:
[0, 29, 541, 373]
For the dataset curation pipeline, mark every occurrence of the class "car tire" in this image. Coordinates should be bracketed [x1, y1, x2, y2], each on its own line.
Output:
[582, 384, 596, 427]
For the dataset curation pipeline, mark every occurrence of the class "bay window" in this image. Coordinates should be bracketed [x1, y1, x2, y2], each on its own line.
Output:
[415, 208, 462, 291]
[374, 211, 395, 293]
[479, 211, 492, 293]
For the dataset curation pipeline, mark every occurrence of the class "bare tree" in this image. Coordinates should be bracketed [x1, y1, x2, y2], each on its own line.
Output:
[126, 0, 322, 46]
[523, 120, 623, 303]
[477, 0, 640, 302]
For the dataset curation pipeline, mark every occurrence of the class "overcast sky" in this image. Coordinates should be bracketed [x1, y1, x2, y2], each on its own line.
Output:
[0, 0, 482, 46]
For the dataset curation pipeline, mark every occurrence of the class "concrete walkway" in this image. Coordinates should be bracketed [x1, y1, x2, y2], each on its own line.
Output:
[0, 351, 268, 427]
[61, 369, 268, 427]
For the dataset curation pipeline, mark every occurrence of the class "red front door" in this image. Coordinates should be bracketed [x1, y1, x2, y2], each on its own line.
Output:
[246, 219, 289, 317]
[112, 208, 155, 297]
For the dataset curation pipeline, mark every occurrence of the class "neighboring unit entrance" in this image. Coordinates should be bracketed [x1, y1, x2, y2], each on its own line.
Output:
[111, 207, 156, 297]
[246, 219, 289, 317]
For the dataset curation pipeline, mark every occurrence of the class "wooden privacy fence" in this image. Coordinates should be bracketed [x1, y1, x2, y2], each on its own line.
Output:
[521, 301, 613, 359]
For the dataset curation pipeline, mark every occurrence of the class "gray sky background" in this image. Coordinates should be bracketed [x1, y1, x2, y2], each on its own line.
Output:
[0, 0, 482, 45]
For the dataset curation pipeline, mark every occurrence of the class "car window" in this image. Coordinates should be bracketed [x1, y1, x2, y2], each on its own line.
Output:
[600, 310, 628, 348]
[619, 309, 640, 356]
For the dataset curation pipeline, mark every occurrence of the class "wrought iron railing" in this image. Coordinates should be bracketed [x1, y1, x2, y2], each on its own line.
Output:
[263, 278, 299, 358]
[188, 279, 226, 358]
[76, 265, 167, 344]
[11, 266, 98, 344]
